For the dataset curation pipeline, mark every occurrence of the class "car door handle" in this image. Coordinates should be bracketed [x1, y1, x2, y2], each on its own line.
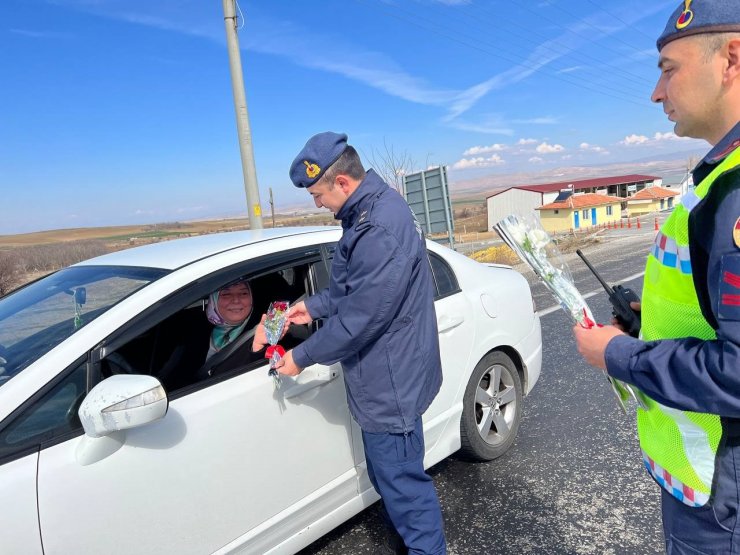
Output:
[283, 366, 339, 399]
[438, 315, 464, 333]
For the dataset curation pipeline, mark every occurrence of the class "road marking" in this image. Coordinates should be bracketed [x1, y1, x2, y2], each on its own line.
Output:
[536, 271, 645, 317]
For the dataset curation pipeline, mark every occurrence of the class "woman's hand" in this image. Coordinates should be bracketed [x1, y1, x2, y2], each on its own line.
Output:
[252, 314, 268, 352]
[252, 313, 291, 352]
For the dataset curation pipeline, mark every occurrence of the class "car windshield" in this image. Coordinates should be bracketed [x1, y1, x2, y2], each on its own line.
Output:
[0, 265, 168, 388]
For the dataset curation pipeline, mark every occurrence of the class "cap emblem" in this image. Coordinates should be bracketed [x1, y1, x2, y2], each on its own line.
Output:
[303, 160, 321, 179]
[676, 0, 694, 30]
[734, 217, 740, 249]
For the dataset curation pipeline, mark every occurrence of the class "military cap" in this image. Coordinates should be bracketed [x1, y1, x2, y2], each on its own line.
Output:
[289, 132, 348, 188]
[657, 0, 740, 51]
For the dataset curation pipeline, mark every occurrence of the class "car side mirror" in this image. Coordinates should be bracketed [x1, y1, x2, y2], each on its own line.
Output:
[76, 375, 168, 465]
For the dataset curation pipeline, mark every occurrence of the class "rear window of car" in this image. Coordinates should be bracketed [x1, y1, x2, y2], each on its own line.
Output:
[0, 265, 167, 388]
[428, 253, 460, 299]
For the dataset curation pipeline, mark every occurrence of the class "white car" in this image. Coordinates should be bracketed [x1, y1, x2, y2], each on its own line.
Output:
[0, 227, 541, 555]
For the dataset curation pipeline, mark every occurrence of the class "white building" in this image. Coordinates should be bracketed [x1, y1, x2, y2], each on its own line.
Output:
[486, 174, 662, 230]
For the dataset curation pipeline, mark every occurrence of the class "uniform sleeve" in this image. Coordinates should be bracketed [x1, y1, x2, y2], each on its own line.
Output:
[304, 287, 332, 320]
[292, 225, 412, 368]
[605, 186, 740, 416]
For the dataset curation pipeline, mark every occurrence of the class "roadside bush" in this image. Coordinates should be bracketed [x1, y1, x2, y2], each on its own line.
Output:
[553, 231, 603, 253]
[470, 245, 520, 266]
[0, 251, 20, 297]
[1, 240, 110, 294]
[15, 240, 109, 274]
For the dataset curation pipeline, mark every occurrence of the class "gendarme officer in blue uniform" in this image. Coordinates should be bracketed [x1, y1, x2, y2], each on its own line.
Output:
[275, 132, 446, 555]
[574, 1, 740, 553]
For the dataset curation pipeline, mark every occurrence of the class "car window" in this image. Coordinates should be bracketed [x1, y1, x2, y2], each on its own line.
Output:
[101, 262, 315, 396]
[0, 265, 166, 389]
[0, 361, 86, 462]
[428, 253, 460, 300]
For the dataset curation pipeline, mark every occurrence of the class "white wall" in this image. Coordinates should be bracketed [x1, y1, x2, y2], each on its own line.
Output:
[487, 189, 544, 230]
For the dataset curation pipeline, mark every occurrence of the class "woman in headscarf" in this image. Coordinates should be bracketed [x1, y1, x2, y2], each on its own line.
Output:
[205, 277, 287, 364]
[206, 277, 259, 360]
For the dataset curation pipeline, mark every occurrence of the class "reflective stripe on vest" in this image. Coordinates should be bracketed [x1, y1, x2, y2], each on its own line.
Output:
[637, 146, 740, 507]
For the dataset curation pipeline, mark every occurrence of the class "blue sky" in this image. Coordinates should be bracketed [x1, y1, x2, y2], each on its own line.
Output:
[1, 0, 708, 235]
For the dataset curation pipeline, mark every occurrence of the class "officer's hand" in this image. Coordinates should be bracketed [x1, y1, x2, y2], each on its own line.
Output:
[287, 302, 313, 325]
[610, 302, 641, 330]
[274, 349, 303, 376]
[572, 324, 626, 370]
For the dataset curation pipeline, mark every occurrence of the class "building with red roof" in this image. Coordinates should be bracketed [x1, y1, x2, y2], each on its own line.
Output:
[626, 186, 680, 216]
[536, 193, 624, 233]
[486, 174, 662, 231]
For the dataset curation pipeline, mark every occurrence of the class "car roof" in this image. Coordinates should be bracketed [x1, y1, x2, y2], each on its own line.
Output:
[74, 227, 340, 271]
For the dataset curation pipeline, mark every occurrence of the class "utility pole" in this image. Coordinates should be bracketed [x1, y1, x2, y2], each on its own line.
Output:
[269, 187, 276, 228]
[222, 0, 263, 229]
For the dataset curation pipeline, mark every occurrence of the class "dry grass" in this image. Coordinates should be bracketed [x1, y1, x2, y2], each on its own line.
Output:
[553, 229, 605, 253]
[470, 244, 520, 266]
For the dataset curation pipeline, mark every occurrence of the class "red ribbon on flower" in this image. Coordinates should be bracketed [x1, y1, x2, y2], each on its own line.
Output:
[580, 308, 603, 329]
[265, 345, 285, 359]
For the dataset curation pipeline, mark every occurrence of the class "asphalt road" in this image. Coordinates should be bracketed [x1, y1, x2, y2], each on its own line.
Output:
[300, 230, 665, 555]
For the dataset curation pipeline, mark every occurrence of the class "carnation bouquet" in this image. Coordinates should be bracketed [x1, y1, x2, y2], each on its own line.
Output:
[494, 213, 636, 411]
[263, 300, 289, 388]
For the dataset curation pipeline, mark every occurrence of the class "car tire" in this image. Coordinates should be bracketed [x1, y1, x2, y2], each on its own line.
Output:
[459, 351, 522, 461]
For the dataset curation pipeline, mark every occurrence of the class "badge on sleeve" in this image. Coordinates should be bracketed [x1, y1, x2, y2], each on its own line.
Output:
[719, 254, 740, 321]
[734, 217, 740, 249]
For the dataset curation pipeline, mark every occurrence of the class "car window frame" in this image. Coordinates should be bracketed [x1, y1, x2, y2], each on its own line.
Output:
[92, 246, 326, 400]
[428, 251, 461, 301]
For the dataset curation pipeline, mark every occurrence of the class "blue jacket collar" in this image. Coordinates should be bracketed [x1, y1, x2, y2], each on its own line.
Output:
[336, 169, 387, 228]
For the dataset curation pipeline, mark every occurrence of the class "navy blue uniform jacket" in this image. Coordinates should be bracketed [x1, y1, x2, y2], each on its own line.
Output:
[606, 122, 740, 419]
[292, 170, 443, 433]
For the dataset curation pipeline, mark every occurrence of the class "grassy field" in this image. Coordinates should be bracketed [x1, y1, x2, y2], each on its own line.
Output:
[0, 199, 493, 250]
[0, 214, 338, 250]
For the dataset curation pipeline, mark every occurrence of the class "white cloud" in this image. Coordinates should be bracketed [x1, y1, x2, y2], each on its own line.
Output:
[561, 154, 572, 160]
[512, 116, 559, 125]
[654, 131, 689, 141]
[518, 138, 538, 145]
[620, 131, 693, 147]
[463, 143, 507, 156]
[528, 157, 544, 164]
[452, 154, 506, 170]
[536, 142, 565, 154]
[580, 142, 610, 154]
[621, 134, 649, 145]
[445, 115, 513, 135]
[557, 66, 583, 74]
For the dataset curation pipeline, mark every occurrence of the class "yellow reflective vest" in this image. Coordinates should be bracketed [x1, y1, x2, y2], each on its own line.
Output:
[637, 147, 740, 507]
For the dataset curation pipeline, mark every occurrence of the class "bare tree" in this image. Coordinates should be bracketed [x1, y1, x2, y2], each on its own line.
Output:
[365, 138, 416, 194]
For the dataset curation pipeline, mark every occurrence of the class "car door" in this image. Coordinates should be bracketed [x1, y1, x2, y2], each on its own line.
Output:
[34, 250, 358, 554]
[423, 250, 476, 446]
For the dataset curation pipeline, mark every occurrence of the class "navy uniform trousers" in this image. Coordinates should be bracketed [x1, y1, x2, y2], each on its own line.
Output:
[361, 417, 447, 555]
[662, 437, 740, 554]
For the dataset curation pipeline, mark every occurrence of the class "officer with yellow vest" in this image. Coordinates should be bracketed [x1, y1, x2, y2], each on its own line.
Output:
[573, 1, 740, 552]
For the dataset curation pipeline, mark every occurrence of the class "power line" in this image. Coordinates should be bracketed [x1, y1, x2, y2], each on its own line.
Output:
[581, 0, 655, 41]
[460, 1, 655, 88]
[508, 0, 650, 57]
[357, 0, 653, 109]
[434, 1, 653, 92]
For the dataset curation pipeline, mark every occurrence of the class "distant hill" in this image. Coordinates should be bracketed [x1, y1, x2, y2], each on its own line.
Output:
[449, 151, 702, 200]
